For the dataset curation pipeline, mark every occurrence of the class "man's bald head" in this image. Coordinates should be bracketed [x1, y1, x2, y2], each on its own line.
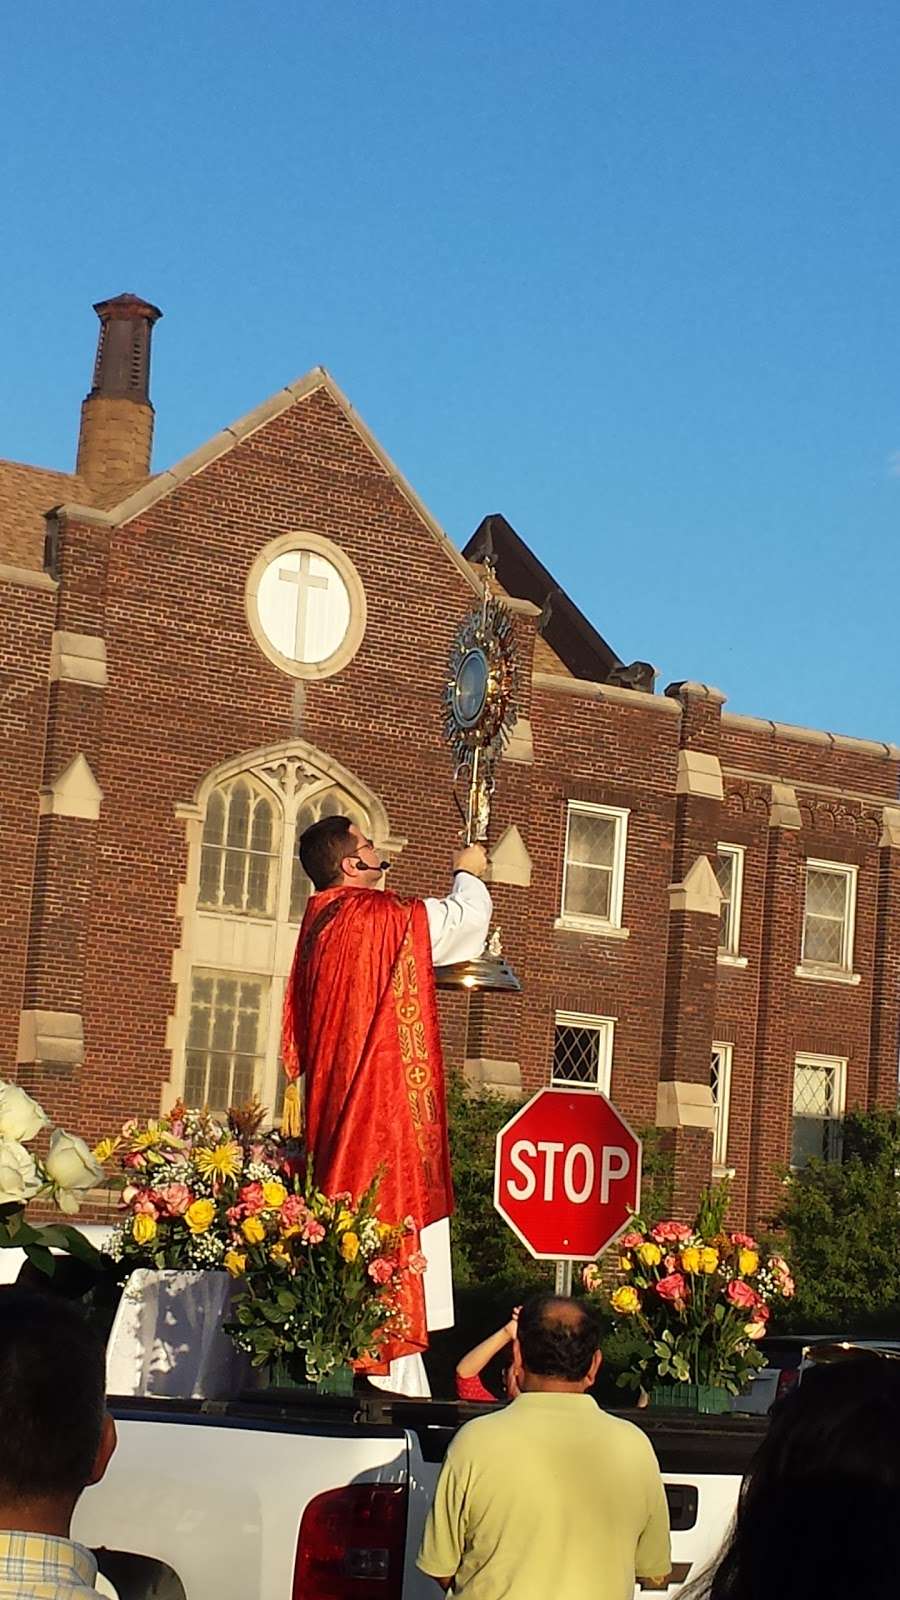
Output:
[517, 1294, 601, 1384]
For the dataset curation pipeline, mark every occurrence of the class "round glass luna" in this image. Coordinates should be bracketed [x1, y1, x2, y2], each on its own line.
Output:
[453, 648, 490, 729]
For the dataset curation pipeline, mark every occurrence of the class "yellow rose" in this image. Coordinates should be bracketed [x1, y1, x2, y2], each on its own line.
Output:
[132, 1213, 157, 1245]
[738, 1249, 759, 1276]
[700, 1247, 719, 1274]
[223, 1249, 247, 1278]
[681, 1246, 702, 1274]
[262, 1180, 287, 1210]
[242, 1215, 266, 1245]
[269, 1242, 291, 1267]
[282, 1224, 302, 1240]
[377, 1221, 394, 1241]
[185, 1199, 216, 1235]
[637, 1242, 662, 1268]
[611, 1285, 640, 1315]
[340, 1231, 360, 1263]
[619, 1254, 632, 1272]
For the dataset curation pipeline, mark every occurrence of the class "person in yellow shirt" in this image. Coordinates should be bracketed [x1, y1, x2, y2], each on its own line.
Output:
[418, 1293, 671, 1600]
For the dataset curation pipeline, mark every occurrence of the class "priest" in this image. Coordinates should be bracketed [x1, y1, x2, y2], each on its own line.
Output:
[281, 815, 491, 1392]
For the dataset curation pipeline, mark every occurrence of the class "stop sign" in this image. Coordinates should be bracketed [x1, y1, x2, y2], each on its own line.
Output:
[494, 1088, 642, 1261]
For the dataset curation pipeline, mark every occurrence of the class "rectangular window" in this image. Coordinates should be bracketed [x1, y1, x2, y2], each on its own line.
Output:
[184, 969, 269, 1113]
[801, 861, 857, 971]
[715, 845, 745, 956]
[560, 802, 629, 930]
[552, 1012, 615, 1093]
[710, 1043, 733, 1170]
[791, 1054, 846, 1168]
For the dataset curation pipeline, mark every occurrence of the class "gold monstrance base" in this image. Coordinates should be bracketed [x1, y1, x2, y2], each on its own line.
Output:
[434, 954, 522, 993]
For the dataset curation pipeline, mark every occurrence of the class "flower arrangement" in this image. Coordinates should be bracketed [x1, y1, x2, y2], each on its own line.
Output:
[102, 1103, 277, 1272]
[0, 1079, 106, 1275]
[583, 1187, 795, 1397]
[224, 1167, 423, 1383]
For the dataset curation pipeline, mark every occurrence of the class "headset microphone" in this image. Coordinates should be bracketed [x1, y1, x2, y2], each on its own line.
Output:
[354, 858, 391, 872]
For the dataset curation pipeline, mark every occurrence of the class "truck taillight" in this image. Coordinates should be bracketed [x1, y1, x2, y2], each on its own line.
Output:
[293, 1483, 408, 1599]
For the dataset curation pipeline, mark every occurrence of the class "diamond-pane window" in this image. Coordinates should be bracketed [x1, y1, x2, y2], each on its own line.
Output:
[791, 1055, 845, 1168]
[184, 969, 269, 1113]
[561, 803, 629, 928]
[710, 1044, 733, 1169]
[802, 862, 856, 970]
[552, 1013, 614, 1092]
[715, 846, 744, 955]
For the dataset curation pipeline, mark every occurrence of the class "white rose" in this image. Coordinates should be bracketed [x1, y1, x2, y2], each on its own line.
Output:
[0, 1139, 41, 1206]
[0, 1081, 48, 1143]
[44, 1130, 104, 1214]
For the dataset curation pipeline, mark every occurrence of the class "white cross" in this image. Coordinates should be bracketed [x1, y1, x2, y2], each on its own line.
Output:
[279, 551, 329, 660]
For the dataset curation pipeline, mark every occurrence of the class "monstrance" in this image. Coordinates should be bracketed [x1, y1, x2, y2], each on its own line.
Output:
[434, 559, 522, 993]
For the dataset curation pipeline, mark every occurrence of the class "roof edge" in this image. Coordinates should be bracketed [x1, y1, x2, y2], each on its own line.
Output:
[722, 710, 900, 762]
[533, 669, 682, 717]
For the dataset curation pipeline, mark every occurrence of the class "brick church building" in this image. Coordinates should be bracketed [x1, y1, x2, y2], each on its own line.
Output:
[2, 294, 899, 1229]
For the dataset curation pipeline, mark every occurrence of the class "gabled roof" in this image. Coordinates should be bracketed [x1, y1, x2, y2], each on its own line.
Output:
[464, 513, 654, 689]
[1, 369, 480, 594]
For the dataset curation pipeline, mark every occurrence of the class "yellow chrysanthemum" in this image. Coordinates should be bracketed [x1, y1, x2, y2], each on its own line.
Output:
[336, 1209, 354, 1233]
[92, 1136, 121, 1165]
[195, 1142, 243, 1182]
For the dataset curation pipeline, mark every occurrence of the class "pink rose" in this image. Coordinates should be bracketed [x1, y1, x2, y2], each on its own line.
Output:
[651, 1221, 692, 1245]
[280, 1195, 307, 1228]
[769, 1254, 789, 1274]
[368, 1258, 393, 1285]
[664, 1253, 679, 1272]
[780, 1275, 796, 1298]
[408, 1252, 428, 1275]
[121, 1185, 138, 1207]
[731, 1232, 759, 1251]
[619, 1230, 644, 1250]
[301, 1217, 326, 1245]
[133, 1195, 159, 1218]
[239, 1182, 265, 1214]
[124, 1151, 147, 1171]
[655, 1272, 687, 1303]
[157, 1183, 191, 1217]
[727, 1279, 760, 1312]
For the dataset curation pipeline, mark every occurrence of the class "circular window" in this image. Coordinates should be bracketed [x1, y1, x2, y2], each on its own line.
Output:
[246, 534, 366, 680]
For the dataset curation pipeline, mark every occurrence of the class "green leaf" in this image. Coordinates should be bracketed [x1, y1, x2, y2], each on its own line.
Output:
[23, 1243, 56, 1278]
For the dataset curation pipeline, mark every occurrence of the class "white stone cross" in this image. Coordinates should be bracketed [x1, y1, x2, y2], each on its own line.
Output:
[279, 551, 329, 660]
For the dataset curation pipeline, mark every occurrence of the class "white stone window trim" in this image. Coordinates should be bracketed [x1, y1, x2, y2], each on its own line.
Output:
[245, 531, 367, 681]
[551, 1010, 615, 1094]
[716, 843, 745, 959]
[798, 857, 858, 981]
[791, 1052, 847, 1170]
[557, 801, 630, 935]
[164, 738, 405, 1117]
[710, 1042, 733, 1175]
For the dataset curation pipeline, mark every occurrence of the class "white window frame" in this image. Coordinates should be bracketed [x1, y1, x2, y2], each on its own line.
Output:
[798, 859, 858, 981]
[558, 801, 630, 935]
[716, 844, 745, 961]
[552, 1011, 615, 1094]
[710, 1042, 733, 1173]
[791, 1053, 847, 1168]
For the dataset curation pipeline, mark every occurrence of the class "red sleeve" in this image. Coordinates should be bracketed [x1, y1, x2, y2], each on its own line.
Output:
[455, 1373, 497, 1403]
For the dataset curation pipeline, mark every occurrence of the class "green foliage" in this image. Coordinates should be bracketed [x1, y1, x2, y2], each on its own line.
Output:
[0, 1206, 104, 1279]
[446, 1075, 550, 1291]
[772, 1110, 900, 1333]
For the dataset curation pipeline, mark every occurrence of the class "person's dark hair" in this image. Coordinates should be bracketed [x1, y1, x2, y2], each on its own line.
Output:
[298, 815, 357, 891]
[698, 1355, 900, 1600]
[517, 1293, 600, 1382]
[0, 1288, 106, 1501]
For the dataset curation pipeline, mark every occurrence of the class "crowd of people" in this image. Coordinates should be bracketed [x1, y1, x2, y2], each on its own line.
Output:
[2, 1283, 899, 1599]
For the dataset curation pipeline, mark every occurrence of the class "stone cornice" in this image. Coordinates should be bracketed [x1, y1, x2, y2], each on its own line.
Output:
[532, 671, 682, 716]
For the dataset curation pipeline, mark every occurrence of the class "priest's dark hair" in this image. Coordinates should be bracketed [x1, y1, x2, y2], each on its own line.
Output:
[517, 1293, 601, 1382]
[299, 815, 357, 890]
[0, 1288, 106, 1500]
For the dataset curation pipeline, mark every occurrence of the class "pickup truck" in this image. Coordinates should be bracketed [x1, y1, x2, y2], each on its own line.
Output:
[71, 1388, 764, 1600]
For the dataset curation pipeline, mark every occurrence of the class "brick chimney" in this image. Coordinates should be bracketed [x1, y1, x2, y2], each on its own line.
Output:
[76, 294, 162, 497]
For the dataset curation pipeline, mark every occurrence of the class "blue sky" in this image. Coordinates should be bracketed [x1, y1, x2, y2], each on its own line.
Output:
[3, 3, 898, 741]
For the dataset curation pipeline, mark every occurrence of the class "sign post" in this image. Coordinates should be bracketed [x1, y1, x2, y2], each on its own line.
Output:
[494, 1088, 642, 1264]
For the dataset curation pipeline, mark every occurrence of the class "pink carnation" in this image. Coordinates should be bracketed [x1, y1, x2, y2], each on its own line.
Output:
[368, 1258, 393, 1285]
[301, 1217, 326, 1245]
[780, 1275, 796, 1299]
[651, 1221, 692, 1245]
[727, 1278, 760, 1312]
[655, 1272, 687, 1303]
[730, 1232, 759, 1251]
[123, 1151, 147, 1171]
[664, 1253, 679, 1272]
[280, 1195, 307, 1228]
[157, 1183, 191, 1217]
[619, 1230, 644, 1250]
[239, 1182, 265, 1214]
[226, 1205, 242, 1226]
[408, 1252, 428, 1275]
[132, 1194, 159, 1218]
